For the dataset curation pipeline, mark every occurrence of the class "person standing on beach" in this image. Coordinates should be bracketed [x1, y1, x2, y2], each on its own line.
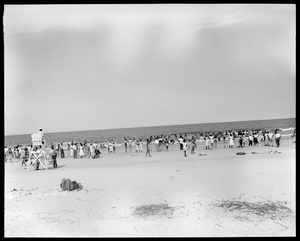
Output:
[214, 135, 218, 149]
[253, 132, 259, 146]
[70, 141, 74, 158]
[139, 139, 143, 152]
[79, 143, 85, 158]
[229, 134, 234, 148]
[248, 134, 253, 146]
[89, 143, 95, 158]
[154, 138, 160, 152]
[182, 139, 188, 157]
[6, 148, 13, 162]
[209, 134, 214, 150]
[60, 144, 65, 158]
[135, 139, 139, 152]
[191, 139, 197, 154]
[178, 135, 183, 150]
[50, 146, 58, 168]
[145, 139, 152, 157]
[107, 141, 112, 153]
[72, 143, 78, 159]
[275, 131, 281, 147]
[268, 131, 274, 147]
[55, 144, 60, 158]
[113, 141, 117, 153]
[128, 138, 132, 153]
[205, 136, 210, 150]
[4, 146, 8, 162]
[272, 131, 276, 147]
[264, 131, 268, 146]
[238, 135, 243, 148]
[124, 138, 128, 153]
[19, 148, 26, 166]
[165, 138, 170, 151]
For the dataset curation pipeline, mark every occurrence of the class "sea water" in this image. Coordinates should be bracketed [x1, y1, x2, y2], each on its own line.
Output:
[4, 118, 295, 147]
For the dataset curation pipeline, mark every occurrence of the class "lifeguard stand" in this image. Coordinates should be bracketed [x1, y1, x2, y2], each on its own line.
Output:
[27, 130, 49, 171]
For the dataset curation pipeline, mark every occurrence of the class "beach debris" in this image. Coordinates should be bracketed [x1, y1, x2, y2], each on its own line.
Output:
[215, 223, 224, 228]
[132, 203, 176, 218]
[199, 153, 207, 156]
[212, 199, 292, 221]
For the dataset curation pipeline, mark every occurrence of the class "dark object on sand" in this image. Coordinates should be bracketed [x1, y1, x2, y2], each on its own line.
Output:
[60, 178, 81, 191]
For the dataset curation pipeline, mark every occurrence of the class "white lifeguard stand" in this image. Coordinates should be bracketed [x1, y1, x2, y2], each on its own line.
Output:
[27, 128, 49, 171]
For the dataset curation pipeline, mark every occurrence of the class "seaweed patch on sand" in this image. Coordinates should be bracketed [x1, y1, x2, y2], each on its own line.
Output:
[212, 199, 292, 221]
[132, 203, 177, 218]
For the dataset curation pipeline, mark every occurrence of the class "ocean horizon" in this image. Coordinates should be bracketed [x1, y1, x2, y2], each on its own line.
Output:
[5, 118, 296, 147]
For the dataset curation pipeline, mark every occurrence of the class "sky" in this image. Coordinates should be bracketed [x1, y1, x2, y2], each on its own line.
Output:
[4, 4, 295, 135]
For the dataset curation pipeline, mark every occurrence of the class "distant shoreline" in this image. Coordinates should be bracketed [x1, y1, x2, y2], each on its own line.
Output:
[4, 118, 295, 147]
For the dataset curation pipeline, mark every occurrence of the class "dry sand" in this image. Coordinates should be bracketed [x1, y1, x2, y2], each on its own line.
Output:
[4, 138, 296, 237]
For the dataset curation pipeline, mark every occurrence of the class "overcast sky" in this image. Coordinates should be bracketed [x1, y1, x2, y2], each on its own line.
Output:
[4, 4, 295, 135]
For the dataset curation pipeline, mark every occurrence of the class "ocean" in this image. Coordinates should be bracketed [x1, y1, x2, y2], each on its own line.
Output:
[4, 118, 295, 147]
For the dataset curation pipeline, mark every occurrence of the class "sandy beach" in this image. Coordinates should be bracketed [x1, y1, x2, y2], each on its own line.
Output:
[4, 137, 295, 237]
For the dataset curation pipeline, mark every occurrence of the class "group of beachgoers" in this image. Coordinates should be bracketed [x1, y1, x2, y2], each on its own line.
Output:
[4, 127, 295, 165]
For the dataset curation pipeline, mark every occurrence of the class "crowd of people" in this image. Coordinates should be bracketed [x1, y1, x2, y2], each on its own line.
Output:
[5, 127, 294, 164]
